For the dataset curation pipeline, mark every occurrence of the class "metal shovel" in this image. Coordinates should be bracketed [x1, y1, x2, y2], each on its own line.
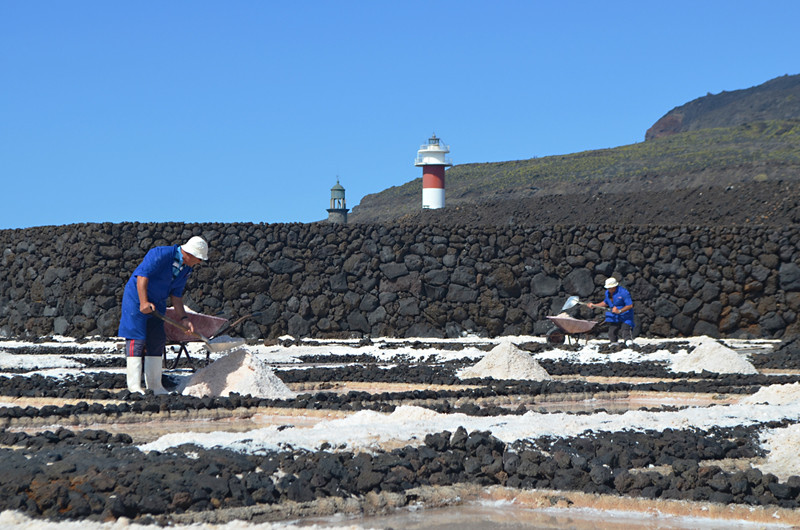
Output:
[560, 295, 585, 312]
[561, 296, 620, 314]
[153, 311, 239, 353]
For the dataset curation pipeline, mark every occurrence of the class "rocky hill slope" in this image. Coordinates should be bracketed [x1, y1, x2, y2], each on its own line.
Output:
[350, 120, 800, 224]
[646, 74, 800, 140]
[395, 180, 800, 228]
[349, 74, 800, 225]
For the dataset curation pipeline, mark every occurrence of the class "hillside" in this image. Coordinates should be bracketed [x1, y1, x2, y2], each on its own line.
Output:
[349, 120, 800, 224]
[646, 74, 800, 140]
[391, 180, 799, 228]
[348, 74, 800, 226]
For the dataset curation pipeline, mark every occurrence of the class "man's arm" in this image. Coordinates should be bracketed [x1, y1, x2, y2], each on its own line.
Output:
[170, 295, 195, 333]
[617, 290, 634, 314]
[137, 276, 154, 314]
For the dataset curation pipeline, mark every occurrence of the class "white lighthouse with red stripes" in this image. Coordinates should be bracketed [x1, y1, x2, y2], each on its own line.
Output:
[415, 134, 452, 209]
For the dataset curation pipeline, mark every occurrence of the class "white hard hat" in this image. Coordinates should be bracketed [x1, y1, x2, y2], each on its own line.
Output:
[604, 277, 619, 289]
[182, 236, 208, 260]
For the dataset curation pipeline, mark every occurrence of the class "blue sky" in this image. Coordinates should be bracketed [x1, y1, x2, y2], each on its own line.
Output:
[2, 1, 798, 229]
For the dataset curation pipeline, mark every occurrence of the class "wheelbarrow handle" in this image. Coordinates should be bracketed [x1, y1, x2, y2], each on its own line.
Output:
[211, 311, 261, 338]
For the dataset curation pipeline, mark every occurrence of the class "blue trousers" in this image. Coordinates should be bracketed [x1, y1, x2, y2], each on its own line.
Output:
[124, 318, 166, 357]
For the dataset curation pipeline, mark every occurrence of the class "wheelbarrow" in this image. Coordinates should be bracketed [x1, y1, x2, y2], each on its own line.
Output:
[159, 308, 250, 369]
[546, 314, 599, 345]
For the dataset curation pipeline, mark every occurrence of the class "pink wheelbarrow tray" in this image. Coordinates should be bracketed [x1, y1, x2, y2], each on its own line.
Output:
[546, 314, 600, 345]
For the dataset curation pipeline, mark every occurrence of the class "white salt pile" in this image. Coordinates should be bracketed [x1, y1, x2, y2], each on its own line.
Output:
[756, 423, 800, 481]
[670, 337, 758, 375]
[457, 341, 551, 381]
[182, 348, 295, 399]
[742, 382, 800, 405]
[740, 383, 800, 480]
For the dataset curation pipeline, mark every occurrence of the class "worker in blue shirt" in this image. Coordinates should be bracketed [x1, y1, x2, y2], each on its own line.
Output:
[118, 236, 209, 394]
[588, 277, 635, 345]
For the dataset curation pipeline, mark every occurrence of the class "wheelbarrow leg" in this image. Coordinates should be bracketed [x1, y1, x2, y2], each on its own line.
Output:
[169, 343, 193, 370]
[205, 347, 211, 367]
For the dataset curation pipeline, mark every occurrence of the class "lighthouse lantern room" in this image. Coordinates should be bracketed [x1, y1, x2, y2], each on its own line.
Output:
[326, 178, 349, 224]
[415, 134, 452, 209]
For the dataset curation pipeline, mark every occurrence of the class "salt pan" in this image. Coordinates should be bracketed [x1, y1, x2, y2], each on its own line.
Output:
[458, 341, 551, 381]
[181, 348, 295, 399]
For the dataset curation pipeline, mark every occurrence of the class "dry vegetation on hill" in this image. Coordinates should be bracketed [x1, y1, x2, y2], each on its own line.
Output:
[350, 74, 800, 226]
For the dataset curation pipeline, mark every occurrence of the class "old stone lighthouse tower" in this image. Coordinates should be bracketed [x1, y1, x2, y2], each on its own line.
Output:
[326, 178, 348, 224]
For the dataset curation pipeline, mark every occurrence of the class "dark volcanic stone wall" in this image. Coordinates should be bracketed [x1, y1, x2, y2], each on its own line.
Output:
[1, 222, 799, 340]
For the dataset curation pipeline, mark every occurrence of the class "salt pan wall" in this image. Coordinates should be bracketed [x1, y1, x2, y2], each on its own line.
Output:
[1, 222, 798, 339]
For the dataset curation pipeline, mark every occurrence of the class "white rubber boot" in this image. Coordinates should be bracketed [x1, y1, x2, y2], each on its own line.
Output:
[144, 356, 168, 395]
[126, 357, 144, 393]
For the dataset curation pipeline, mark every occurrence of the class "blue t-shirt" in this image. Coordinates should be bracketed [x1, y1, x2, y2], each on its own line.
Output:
[118, 245, 193, 339]
[603, 285, 635, 327]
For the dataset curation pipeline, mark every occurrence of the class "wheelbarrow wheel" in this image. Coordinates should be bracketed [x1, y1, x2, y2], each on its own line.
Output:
[547, 330, 565, 344]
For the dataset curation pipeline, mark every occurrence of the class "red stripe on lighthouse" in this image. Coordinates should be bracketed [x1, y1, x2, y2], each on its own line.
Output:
[422, 166, 445, 189]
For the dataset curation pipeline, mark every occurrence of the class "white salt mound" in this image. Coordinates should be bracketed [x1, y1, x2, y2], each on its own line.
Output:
[670, 337, 758, 375]
[458, 341, 551, 381]
[756, 423, 800, 481]
[742, 382, 800, 405]
[182, 348, 295, 399]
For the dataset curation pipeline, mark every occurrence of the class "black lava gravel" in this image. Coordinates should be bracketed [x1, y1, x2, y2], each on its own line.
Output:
[2, 420, 800, 523]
